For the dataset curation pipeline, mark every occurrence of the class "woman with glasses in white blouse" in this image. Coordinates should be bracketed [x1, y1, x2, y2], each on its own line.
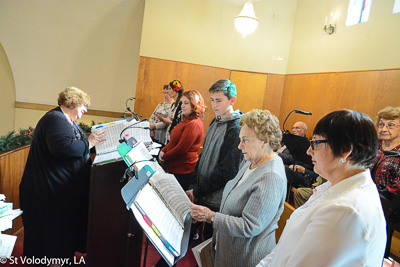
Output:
[257, 109, 386, 267]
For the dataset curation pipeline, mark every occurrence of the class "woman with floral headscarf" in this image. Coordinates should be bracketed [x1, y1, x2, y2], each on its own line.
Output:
[161, 80, 184, 143]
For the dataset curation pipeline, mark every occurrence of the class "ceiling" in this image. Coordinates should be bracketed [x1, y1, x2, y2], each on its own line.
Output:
[209, 0, 262, 6]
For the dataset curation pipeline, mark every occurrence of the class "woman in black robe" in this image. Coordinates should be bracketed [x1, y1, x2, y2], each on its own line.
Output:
[20, 87, 105, 262]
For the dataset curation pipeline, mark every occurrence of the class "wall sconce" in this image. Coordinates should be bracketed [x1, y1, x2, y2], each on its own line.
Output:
[235, 0, 259, 38]
[323, 12, 336, 35]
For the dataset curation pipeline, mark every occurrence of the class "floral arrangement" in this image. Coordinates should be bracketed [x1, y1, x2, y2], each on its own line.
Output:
[0, 127, 35, 152]
[0, 121, 98, 153]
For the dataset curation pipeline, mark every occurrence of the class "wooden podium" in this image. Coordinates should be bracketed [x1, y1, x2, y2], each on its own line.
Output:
[86, 160, 143, 267]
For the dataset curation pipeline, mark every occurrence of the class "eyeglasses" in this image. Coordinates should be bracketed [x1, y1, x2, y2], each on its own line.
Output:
[292, 127, 304, 130]
[310, 140, 328, 151]
[378, 122, 399, 130]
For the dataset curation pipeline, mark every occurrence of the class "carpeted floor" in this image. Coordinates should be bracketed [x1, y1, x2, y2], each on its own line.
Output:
[2, 230, 201, 267]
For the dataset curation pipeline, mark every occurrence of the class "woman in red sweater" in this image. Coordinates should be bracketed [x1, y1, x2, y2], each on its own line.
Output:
[159, 90, 206, 190]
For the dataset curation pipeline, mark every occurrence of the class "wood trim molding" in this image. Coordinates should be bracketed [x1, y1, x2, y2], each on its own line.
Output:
[286, 68, 400, 76]
[15, 101, 122, 118]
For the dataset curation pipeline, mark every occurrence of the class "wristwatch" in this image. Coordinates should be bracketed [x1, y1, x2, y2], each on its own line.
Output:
[211, 213, 215, 223]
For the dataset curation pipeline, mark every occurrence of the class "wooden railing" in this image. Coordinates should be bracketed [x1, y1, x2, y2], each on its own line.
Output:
[0, 145, 30, 235]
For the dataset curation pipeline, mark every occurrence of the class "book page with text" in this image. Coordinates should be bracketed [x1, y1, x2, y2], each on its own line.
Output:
[135, 184, 183, 255]
[150, 173, 191, 225]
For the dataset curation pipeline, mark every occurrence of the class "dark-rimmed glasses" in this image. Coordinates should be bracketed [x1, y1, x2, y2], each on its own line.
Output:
[310, 140, 328, 151]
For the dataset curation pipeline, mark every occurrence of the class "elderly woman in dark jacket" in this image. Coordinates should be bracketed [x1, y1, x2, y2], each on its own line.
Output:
[20, 87, 105, 262]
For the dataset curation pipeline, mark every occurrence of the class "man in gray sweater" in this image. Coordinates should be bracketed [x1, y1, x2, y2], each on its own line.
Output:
[186, 79, 243, 239]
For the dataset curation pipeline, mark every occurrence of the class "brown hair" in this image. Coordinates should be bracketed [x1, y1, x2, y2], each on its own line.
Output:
[57, 87, 90, 108]
[182, 90, 206, 119]
[375, 106, 400, 127]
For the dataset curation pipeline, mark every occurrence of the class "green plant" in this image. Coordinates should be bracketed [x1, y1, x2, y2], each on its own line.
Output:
[0, 127, 35, 152]
[78, 121, 96, 133]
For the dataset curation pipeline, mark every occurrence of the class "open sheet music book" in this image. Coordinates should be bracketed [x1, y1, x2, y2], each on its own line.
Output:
[134, 173, 192, 254]
[91, 119, 152, 165]
[120, 144, 192, 266]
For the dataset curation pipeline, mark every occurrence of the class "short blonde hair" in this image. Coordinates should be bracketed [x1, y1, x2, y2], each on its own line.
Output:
[57, 87, 90, 108]
[376, 106, 400, 127]
[239, 109, 282, 151]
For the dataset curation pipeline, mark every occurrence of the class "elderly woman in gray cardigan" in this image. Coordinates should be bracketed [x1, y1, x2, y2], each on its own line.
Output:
[191, 109, 287, 267]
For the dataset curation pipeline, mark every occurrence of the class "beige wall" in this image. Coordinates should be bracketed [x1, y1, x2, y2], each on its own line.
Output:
[0, 0, 145, 133]
[1, 0, 399, 132]
[287, 0, 400, 73]
[140, 0, 297, 74]
[14, 108, 118, 132]
[0, 43, 15, 135]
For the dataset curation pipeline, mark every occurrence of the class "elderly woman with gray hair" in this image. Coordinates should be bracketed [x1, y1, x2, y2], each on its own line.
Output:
[191, 109, 287, 267]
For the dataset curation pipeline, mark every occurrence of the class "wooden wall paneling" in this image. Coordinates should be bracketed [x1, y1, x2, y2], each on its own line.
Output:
[135, 56, 231, 135]
[372, 69, 400, 118]
[279, 69, 400, 138]
[0, 145, 30, 235]
[278, 74, 325, 138]
[230, 71, 268, 114]
[135, 56, 400, 139]
[263, 74, 285, 118]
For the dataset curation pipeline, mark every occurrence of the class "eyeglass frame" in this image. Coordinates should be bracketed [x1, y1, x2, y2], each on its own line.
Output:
[309, 140, 329, 151]
[377, 122, 400, 130]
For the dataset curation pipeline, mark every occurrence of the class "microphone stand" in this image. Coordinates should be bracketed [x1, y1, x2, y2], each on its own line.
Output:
[125, 97, 141, 121]
[282, 109, 312, 133]
[282, 110, 296, 133]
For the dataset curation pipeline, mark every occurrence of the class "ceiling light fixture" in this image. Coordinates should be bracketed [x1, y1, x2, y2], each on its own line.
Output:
[234, 0, 259, 38]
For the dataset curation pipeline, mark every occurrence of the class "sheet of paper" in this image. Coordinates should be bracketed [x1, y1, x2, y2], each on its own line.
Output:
[124, 142, 164, 173]
[0, 209, 22, 231]
[93, 150, 122, 165]
[135, 184, 184, 255]
[92, 119, 152, 155]
[92, 120, 128, 154]
[150, 173, 191, 224]
[131, 207, 175, 265]
[0, 234, 17, 258]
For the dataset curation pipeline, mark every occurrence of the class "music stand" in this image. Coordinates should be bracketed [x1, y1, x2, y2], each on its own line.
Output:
[282, 133, 312, 167]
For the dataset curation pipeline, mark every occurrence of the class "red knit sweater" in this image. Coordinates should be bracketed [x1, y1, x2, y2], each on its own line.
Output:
[161, 116, 204, 174]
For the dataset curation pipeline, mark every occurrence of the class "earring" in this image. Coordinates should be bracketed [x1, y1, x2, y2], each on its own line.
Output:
[341, 158, 346, 163]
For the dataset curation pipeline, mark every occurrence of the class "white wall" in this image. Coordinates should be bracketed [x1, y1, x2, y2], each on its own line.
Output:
[286, 0, 400, 73]
[0, 0, 145, 116]
[140, 0, 297, 74]
[0, 43, 15, 135]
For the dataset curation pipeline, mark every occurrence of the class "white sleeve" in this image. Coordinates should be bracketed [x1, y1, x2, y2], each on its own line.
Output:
[283, 205, 373, 266]
[255, 246, 276, 267]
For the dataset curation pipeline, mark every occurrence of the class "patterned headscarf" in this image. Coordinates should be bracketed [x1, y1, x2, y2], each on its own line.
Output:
[169, 80, 183, 92]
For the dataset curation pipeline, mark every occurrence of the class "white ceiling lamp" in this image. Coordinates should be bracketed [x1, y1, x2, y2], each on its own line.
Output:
[234, 0, 259, 38]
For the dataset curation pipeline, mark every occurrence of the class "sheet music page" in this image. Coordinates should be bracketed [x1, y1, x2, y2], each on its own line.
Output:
[135, 184, 184, 255]
[131, 206, 175, 265]
[125, 142, 165, 173]
[0, 233, 17, 258]
[150, 173, 191, 224]
[92, 119, 152, 156]
[92, 120, 129, 154]
[93, 150, 122, 165]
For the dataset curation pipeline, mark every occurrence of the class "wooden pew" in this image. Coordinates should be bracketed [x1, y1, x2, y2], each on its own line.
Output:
[276, 201, 295, 242]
